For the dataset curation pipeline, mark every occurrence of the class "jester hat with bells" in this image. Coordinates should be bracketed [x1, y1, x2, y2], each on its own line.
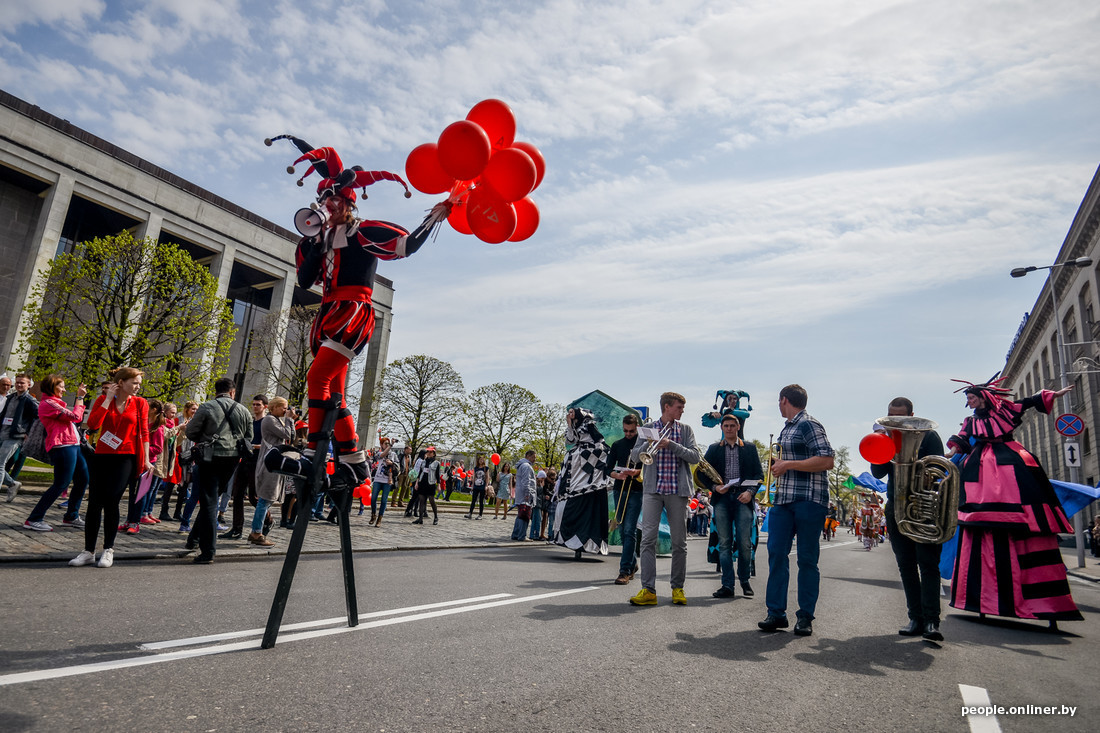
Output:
[951, 373, 1012, 411]
[265, 134, 412, 205]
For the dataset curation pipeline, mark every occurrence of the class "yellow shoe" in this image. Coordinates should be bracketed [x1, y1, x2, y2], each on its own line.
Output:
[629, 588, 658, 606]
[671, 587, 687, 605]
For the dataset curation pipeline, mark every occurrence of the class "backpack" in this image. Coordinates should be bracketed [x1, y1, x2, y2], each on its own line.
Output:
[22, 419, 50, 464]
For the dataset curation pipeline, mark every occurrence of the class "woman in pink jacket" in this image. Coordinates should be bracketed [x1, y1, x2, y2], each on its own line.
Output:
[23, 374, 88, 531]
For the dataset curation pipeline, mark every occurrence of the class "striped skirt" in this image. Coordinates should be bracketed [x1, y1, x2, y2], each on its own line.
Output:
[950, 528, 1082, 621]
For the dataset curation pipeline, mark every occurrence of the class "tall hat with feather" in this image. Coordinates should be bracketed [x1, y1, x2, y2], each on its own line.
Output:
[265, 134, 412, 203]
[951, 373, 1012, 409]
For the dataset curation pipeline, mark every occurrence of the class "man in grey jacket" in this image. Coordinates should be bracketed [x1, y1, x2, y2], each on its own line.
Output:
[2, 374, 39, 502]
[628, 392, 701, 606]
[185, 377, 253, 564]
[511, 450, 537, 540]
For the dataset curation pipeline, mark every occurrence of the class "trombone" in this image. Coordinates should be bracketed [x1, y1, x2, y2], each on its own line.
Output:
[638, 424, 673, 465]
[611, 455, 642, 529]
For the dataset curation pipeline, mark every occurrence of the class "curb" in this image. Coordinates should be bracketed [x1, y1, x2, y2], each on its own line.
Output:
[0, 539, 542, 565]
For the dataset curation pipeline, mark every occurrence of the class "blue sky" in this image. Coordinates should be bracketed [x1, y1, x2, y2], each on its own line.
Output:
[3, 0, 1100, 465]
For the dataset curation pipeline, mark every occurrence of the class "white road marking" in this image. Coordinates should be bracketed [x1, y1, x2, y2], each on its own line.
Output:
[819, 540, 859, 550]
[959, 684, 1003, 733]
[0, 587, 599, 687]
[140, 593, 514, 650]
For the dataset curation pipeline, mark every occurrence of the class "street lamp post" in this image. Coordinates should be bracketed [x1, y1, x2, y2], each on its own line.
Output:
[1011, 256, 1092, 568]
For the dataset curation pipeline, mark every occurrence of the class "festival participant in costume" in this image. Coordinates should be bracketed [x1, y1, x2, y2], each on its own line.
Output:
[552, 408, 613, 558]
[264, 136, 450, 490]
[946, 377, 1082, 625]
[860, 496, 879, 550]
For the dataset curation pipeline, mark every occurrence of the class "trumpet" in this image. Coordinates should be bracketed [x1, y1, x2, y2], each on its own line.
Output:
[638, 424, 673, 465]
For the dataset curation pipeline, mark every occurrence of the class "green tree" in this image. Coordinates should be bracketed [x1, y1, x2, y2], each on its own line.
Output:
[376, 355, 464, 454]
[462, 382, 540, 459]
[249, 305, 315, 409]
[828, 446, 854, 515]
[529, 401, 567, 471]
[17, 231, 234, 399]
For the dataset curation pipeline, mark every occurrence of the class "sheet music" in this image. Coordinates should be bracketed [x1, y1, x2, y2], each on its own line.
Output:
[636, 426, 662, 440]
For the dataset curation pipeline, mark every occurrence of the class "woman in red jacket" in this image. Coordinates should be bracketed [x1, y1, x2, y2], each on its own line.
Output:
[70, 367, 150, 569]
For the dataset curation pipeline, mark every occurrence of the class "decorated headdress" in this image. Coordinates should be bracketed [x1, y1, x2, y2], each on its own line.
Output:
[951, 374, 1011, 409]
[265, 134, 412, 203]
[713, 389, 752, 424]
[566, 407, 604, 444]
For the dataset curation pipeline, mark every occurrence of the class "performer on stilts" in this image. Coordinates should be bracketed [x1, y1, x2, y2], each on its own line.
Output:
[264, 136, 449, 485]
[946, 377, 1082, 625]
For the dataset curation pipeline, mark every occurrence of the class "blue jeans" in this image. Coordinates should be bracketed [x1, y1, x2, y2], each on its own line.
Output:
[140, 477, 162, 516]
[29, 445, 89, 523]
[511, 511, 529, 540]
[713, 497, 754, 590]
[251, 497, 273, 533]
[0, 438, 22, 487]
[528, 505, 542, 539]
[181, 467, 200, 526]
[614, 485, 643, 575]
[765, 500, 827, 621]
[371, 482, 392, 516]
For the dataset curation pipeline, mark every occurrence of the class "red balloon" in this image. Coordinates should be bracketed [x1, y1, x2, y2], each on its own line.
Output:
[490, 453, 501, 465]
[482, 148, 536, 202]
[448, 200, 473, 235]
[511, 141, 545, 190]
[859, 433, 896, 464]
[689, 499, 699, 511]
[466, 184, 516, 243]
[405, 143, 453, 194]
[466, 99, 516, 149]
[508, 197, 539, 242]
[437, 120, 491, 181]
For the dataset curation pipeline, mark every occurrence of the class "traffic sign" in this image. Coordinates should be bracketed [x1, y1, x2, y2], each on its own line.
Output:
[1064, 441, 1082, 468]
[1056, 413, 1084, 437]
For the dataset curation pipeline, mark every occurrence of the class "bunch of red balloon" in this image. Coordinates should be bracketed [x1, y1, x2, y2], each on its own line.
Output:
[859, 432, 897, 464]
[405, 99, 545, 244]
[353, 479, 372, 504]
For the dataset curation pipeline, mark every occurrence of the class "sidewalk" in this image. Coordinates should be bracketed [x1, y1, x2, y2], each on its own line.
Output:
[1, 483, 535, 564]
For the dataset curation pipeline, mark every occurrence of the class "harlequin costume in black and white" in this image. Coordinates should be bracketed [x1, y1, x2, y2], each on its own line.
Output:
[552, 408, 613, 555]
[264, 136, 448, 485]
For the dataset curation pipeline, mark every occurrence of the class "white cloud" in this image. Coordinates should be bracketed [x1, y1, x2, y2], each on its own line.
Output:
[0, 0, 104, 30]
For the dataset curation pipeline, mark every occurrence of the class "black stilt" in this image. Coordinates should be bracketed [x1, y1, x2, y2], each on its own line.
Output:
[262, 395, 358, 648]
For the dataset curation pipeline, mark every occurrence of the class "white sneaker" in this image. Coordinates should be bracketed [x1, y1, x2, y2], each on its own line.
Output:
[23, 519, 53, 532]
[62, 516, 86, 528]
[96, 548, 114, 568]
[5, 481, 20, 502]
[69, 550, 96, 567]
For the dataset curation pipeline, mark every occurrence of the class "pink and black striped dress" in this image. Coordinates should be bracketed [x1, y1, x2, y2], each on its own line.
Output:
[946, 391, 1082, 621]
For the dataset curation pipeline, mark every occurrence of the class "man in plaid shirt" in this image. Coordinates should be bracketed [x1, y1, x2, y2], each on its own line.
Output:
[759, 384, 835, 637]
[627, 392, 702, 607]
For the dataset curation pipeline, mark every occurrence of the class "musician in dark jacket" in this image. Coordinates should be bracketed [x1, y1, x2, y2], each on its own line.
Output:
[869, 396, 945, 641]
[608, 414, 643, 584]
[698, 413, 764, 599]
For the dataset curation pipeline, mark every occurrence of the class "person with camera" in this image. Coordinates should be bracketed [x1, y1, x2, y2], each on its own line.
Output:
[184, 377, 253, 564]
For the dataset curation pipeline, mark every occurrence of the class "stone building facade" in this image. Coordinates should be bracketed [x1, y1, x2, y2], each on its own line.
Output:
[0, 89, 392, 447]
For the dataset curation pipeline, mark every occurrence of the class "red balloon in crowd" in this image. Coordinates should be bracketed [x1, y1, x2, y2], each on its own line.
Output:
[466, 184, 517, 243]
[508, 197, 539, 242]
[490, 453, 501, 466]
[859, 433, 896, 464]
[689, 499, 699, 511]
[482, 147, 537, 202]
[466, 99, 516, 149]
[405, 143, 454, 194]
[437, 120, 492, 181]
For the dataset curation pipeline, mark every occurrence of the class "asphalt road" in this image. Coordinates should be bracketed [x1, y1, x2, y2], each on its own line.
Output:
[1, 536, 1098, 733]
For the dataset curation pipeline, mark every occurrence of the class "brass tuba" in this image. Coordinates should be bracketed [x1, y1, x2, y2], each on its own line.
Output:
[876, 416, 960, 544]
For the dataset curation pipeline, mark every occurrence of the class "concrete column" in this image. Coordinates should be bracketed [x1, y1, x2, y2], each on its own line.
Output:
[261, 271, 296, 396]
[6, 172, 75, 369]
[133, 212, 163, 243]
[193, 244, 238, 399]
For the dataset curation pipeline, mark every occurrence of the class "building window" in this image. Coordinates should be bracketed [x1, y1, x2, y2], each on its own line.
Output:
[1084, 428, 1092, 456]
[1041, 348, 1051, 383]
